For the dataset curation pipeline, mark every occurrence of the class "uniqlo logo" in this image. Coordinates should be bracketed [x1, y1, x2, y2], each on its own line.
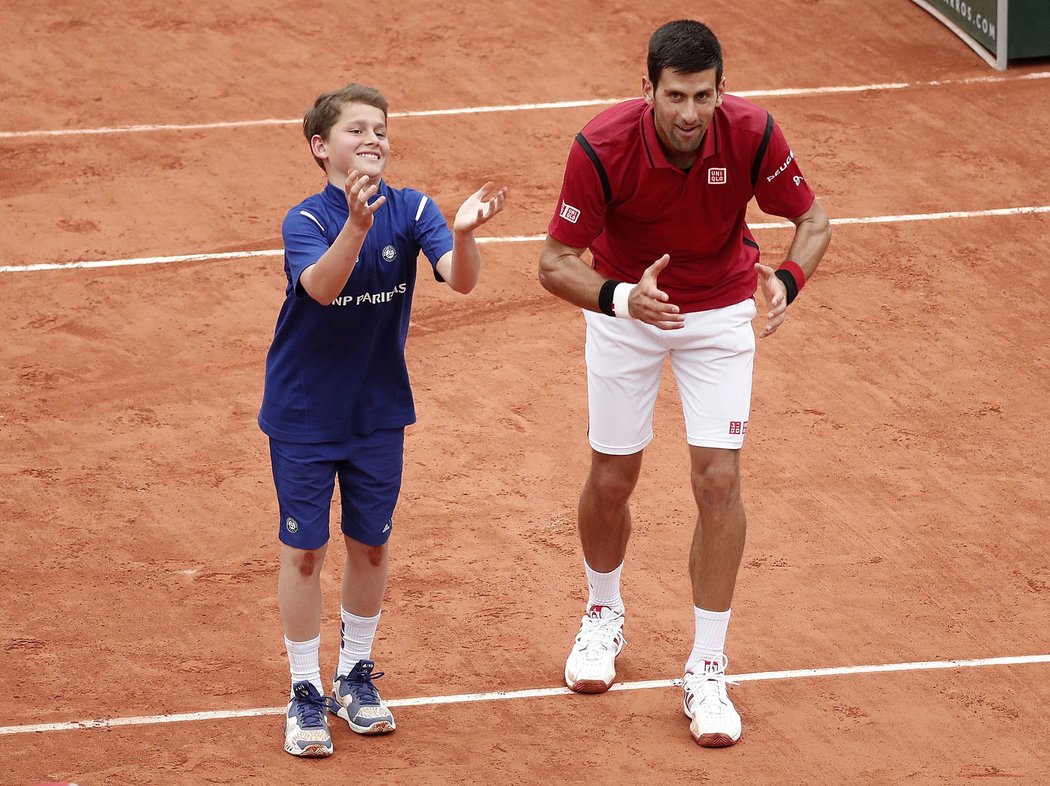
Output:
[559, 201, 581, 223]
[729, 420, 748, 435]
[708, 167, 727, 185]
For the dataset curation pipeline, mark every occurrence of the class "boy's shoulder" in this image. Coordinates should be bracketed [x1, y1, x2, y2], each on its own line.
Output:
[282, 182, 442, 237]
[286, 185, 330, 215]
[287, 181, 432, 211]
[377, 182, 445, 223]
[379, 181, 430, 204]
[282, 187, 330, 233]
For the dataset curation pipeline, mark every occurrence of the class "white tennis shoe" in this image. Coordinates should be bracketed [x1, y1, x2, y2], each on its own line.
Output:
[682, 655, 741, 747]
[564, 604, 626, 693]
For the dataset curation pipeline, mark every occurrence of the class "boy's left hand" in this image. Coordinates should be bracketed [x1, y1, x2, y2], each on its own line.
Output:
[453, 182, 508, 233]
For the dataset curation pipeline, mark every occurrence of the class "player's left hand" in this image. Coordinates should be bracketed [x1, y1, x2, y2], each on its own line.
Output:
[453, 182, 508, 233]
[755, 263, 788, 337]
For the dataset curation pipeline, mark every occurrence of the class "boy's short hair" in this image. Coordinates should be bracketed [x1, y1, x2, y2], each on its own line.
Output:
[647, 20, 723, 87]
[303, 84, 389, 171]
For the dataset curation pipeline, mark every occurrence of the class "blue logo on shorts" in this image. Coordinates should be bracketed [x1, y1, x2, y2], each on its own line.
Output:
[285, 516, 299, 534]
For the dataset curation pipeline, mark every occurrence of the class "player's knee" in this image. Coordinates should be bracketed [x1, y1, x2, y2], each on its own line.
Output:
[587, 472, 635, 510]
[691, 464, 740, 512]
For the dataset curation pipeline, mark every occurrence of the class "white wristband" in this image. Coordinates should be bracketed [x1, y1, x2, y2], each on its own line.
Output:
[612, 282, 634, 319]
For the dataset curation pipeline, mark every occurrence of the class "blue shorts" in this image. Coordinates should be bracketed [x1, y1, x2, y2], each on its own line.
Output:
[268, 429, 405, 550]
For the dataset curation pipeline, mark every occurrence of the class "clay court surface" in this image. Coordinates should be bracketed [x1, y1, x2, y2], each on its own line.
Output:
[2, 1, 1049, 783]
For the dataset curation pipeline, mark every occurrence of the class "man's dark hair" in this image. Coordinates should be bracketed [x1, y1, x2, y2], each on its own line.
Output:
[647, 20, 723, 87]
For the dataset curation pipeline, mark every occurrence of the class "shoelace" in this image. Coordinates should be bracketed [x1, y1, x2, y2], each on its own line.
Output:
[577, 611, 626, 650]
[338, 661, 385, 705]
[683, 655, 739, 714]
[292, 685, 328, 728]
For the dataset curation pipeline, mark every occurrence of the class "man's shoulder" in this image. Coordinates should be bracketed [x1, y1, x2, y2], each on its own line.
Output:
[579, 98, 647, 150]
[718, 94, 773, 139]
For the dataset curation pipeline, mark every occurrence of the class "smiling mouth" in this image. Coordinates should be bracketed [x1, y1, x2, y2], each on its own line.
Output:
[357, 151, 381, 160]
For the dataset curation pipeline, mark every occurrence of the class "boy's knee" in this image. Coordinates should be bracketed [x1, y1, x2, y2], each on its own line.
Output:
[288, 547, 325, 578]
[345, 536, 388, 567]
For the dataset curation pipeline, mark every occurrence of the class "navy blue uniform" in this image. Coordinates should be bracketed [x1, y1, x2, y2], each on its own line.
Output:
[260, 180, 454, 547]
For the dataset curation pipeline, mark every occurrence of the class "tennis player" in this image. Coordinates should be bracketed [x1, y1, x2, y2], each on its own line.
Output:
[538, 20, 831, 747]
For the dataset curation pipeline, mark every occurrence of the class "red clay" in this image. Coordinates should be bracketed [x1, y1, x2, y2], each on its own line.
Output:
[2, 2, 1049, 784]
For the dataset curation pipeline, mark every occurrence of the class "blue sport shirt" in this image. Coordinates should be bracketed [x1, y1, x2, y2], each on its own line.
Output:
[259, 180, 454, 442]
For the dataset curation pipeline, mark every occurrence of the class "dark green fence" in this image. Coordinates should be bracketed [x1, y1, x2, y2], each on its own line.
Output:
[913, 0, 1050, 68]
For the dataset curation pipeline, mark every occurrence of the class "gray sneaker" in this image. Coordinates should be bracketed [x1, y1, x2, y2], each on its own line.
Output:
[330, 659, 396, 734]
[284, 681, 333, 757]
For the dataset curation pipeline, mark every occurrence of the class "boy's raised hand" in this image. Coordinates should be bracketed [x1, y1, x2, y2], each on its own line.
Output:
[344, 169, 386, 229]
[453, 182, 508, 233]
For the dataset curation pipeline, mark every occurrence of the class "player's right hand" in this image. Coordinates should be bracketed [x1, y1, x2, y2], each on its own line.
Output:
[630, 254, 685, 330]
[344, 169, 386, 228]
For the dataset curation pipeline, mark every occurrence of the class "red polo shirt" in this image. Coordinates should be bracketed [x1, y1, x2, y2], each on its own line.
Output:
[548, 95, 815, 312]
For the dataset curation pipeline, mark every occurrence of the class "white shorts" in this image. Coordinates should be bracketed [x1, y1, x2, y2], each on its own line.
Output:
[584, 298, 757, 454]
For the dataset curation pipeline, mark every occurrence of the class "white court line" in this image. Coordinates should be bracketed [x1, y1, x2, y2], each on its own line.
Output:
[1, 71, 1048, 140]
[1, 653, 1046, 736]
[1, 204, 1048, 274]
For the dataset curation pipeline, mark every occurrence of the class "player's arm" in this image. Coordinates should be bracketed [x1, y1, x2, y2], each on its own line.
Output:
[300, 171, 386, 305]
[538, 237, 684, 329]
[755, 197, 831, 337]
[537, 236, 601, 307]
[783, 197, 831, 282]
[435, 182, 508, 294]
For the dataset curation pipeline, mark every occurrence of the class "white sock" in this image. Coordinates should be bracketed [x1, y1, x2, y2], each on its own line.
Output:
[285, 634, 324, 697]
[685, 606, 732, 674]
[337, 607, 381, 677]
[585, 560, 625, 613]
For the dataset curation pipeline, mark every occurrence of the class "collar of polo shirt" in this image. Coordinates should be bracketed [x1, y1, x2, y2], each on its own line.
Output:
[640, 105, 720, 170]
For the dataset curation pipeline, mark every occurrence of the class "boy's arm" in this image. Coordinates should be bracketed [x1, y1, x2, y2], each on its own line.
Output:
[300, 171, 386, 305]
[435, 182, 508, 293]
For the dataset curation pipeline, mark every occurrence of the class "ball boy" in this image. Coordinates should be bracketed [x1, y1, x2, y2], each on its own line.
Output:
[259, 83, 507, 757]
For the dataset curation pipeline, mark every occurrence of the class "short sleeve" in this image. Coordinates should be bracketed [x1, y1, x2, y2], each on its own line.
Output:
[547, 139, 608, 249]
[412, 194, 454, 280]
[752, 121, 816, 220]
[282, 207, 331, 294]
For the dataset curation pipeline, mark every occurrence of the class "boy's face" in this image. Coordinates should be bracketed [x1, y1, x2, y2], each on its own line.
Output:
[312, 102, 390, 184]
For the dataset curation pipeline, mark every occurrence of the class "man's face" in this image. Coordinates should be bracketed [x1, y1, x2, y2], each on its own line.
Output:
[312, 102, 390, 185]
[643, 67, 725, 168]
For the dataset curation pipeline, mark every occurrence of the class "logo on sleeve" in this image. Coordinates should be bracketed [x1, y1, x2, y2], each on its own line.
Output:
[707, 167, 727, 185]
[793, 175, 804, 186]
[766, 150, 796, 183]
[728, 420, 748, 436]
[559, 201, 581, 224]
